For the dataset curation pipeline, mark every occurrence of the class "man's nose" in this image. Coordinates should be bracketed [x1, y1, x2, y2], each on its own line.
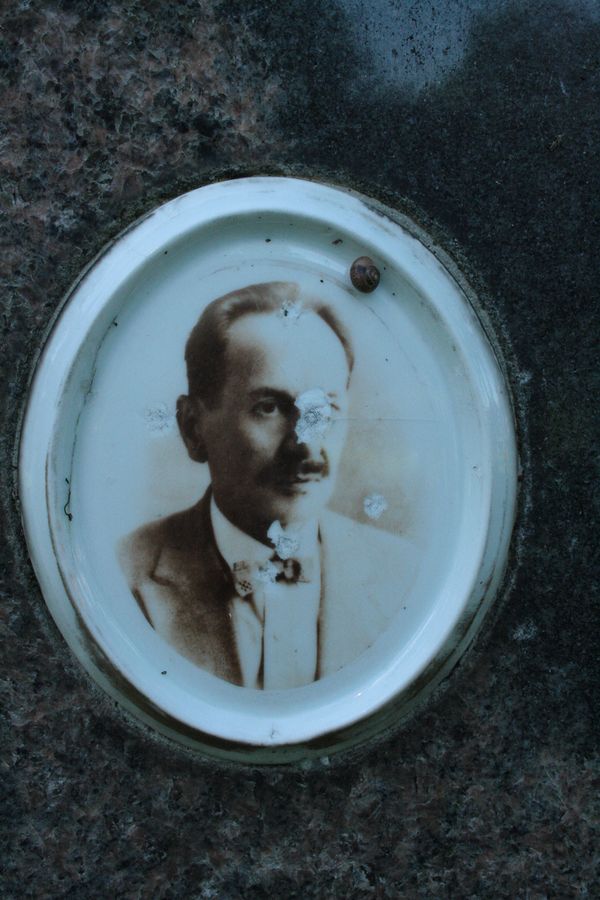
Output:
[290, 389, 333, 453]
[282, 413, 322, 460]
[282, 417, 309, 454]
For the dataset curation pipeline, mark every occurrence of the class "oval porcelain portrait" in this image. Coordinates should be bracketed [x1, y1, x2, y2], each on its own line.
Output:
[19, 178, 518, 761]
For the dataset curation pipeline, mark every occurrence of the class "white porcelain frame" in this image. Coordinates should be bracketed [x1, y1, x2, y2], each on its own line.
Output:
[18, 177, 518, 762]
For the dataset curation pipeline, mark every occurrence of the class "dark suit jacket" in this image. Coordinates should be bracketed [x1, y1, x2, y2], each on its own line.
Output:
[119, 490, 416, 686]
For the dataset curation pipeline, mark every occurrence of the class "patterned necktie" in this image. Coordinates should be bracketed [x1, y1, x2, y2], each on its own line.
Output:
[232, 556, 314, 598]
[230, 555, 320, 690]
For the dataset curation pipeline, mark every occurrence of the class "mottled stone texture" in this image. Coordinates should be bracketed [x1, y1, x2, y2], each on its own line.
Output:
[1, 0, 598, 896]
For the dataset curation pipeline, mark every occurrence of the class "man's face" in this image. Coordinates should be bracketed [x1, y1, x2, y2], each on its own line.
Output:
[191, 310, 350, 543]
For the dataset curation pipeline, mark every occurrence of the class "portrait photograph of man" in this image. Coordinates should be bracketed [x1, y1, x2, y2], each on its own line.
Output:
[119, 281, 417, 691]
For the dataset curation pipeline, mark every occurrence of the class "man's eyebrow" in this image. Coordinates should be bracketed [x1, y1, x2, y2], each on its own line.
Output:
[247, 388, 343, 404]
[247, 387, 295, 402]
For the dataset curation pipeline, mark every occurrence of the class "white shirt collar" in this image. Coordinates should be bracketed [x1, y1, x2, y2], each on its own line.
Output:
[210, 494, 319, 570]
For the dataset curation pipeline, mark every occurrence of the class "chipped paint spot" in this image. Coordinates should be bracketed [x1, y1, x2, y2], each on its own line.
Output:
[256, 560, 280, 585]
[144, 402, 175, 434]
[278, 299, 302, 323]
[267, 520, 300, 560]
[294, 388, 332, 443]
[363, 493, 388, 520]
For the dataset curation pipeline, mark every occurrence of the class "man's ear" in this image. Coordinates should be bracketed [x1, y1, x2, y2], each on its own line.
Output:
[176, 394, 208, 463]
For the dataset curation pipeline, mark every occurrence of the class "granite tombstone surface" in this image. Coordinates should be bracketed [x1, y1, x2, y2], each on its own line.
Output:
[2, 0, 598, 897]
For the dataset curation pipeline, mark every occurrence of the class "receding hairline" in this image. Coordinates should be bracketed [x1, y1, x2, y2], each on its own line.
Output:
[184, 281, 354, 403]
[225, 305, 347, 351]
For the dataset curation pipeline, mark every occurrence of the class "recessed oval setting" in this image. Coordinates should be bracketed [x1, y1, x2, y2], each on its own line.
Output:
[19, 177, 518, 762]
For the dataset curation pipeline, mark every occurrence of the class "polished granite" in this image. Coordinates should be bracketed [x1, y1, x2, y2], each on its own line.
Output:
[1, 1, 598, 896]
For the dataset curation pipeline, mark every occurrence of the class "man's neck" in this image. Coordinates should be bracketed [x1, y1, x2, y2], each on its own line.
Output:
[210, 495, 318, 569]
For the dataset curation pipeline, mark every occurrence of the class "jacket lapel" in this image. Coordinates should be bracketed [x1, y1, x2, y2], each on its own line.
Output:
[148, 491, 243, 685]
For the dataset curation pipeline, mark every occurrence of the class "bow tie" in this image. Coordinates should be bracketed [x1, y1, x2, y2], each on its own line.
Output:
[232, 555, 314, 597]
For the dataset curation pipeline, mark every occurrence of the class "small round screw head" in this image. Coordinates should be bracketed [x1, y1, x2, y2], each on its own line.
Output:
[350, 256, 380, 293]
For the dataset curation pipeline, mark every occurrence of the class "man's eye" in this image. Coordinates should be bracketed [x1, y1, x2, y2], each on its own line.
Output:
[253, 399, 278, 416]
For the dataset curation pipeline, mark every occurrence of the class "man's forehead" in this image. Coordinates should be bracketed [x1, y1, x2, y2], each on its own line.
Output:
[224, 310, 349, 391]
[227, 308, 332, 342]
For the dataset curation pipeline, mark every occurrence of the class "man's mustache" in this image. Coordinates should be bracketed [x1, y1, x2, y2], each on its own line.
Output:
[257, 452, 330, 484]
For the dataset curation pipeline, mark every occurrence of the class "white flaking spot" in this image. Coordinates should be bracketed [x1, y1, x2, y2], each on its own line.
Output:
[267, 520, 300, 560]
[278, 299, 302, 323]
[256, 560, 280, 585]
[144, 402, 175, 434]
[294, 388, 332, 444]
[363, 493, 388, 520]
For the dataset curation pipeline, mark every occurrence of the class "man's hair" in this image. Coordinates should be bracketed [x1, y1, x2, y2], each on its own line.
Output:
[184, 281, 354, 406]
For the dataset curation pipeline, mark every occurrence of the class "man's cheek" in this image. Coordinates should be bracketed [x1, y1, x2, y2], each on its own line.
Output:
[328, 420, 348, 459]
[243, 421, 282, 454]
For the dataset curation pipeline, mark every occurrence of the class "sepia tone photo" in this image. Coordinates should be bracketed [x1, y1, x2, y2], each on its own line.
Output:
[119, 281, 416, 690]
